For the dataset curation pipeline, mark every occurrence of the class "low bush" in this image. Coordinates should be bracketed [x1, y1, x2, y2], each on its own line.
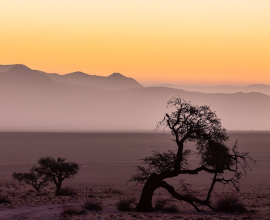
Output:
[56, 187, 77, 196]
[84, 200, 103, 211]
[116, 197, 136, 211]
[87, 194, 96, 198]
[0, 195, 11, 204]
[111, 189, 122, 194]
[12, 172, 24, 185]
[36, 191, 49, 196]
[154, 199, 178, 213]
[216, 195, 247, 213]
[163, 203, 178, 213]
[154, 198, 167, 211]
[103, 187, 122, 194]
[61, 206, 82, 216]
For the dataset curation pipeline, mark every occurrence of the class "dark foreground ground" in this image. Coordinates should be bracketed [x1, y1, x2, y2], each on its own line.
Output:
[0, 181, 269, 220]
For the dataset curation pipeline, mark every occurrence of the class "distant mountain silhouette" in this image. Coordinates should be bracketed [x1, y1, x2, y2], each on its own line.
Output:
[152, 83, 270, 96]
[0, 64, 143, 91]
[44, 70, 143, 91]
[0, 64, 14, 72]
[0, 64, 53, 86]
[1, 64, 270, 131]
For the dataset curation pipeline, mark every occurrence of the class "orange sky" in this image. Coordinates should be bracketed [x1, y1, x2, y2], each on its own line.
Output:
[1, 0, 270, 85]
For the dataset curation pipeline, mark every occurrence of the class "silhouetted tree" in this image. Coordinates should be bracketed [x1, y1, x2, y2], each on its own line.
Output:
[132, 97, 253, 212]
[12, 172, 24, 185]
[23, 170, 49, 192]
[32, 157, 80, 194]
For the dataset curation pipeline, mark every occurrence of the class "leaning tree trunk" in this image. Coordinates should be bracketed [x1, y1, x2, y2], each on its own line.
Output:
[55, 181, 62, 195]
[136, 174, 163, 212]
[136, 135, 184, 212]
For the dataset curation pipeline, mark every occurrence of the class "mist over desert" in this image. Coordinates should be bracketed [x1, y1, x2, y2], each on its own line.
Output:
[1, 65, 270, 219]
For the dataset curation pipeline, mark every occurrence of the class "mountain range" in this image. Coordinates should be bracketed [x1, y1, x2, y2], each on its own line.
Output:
[152, 83, 270, 96]
[1, 64, 269, 131]
[0, 64, 142, 91]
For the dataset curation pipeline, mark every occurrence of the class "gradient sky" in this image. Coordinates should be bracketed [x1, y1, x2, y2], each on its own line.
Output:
[1, 0, 270, 85]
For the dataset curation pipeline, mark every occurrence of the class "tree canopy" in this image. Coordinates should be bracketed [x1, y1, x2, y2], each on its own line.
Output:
[33, 157, 80, 194]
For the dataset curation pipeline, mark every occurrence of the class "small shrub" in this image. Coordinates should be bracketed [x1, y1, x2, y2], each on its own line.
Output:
[87, 194, 96, 198]
[154, 198, 167, 211]
[111, 189, 122, 194]
[61, 206, 82, 216]
[116, 197, 136, 211]
[84, 200, 103, 211]
[103, 187, 122, 194]
[12, 172, 24, 185]
[7, 191, 17, 197]
[36, 191, 49, 196]
[0, 195, 11, 204]
[56, 187, 77, 196]
[163, 203, 178, 213]
[154, 199, 178, 213]
[216, 195, 247, 213]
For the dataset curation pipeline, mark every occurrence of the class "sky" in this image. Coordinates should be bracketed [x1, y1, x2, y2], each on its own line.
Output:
[1, 0, 270, 85]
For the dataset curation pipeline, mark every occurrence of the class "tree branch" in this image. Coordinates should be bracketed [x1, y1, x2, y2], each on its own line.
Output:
[160, 181, 214, 211]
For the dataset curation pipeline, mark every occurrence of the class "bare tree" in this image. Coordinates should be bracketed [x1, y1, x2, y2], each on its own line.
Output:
[32, 157, 80, 194]
[132, 97, 253, 212]
[12, 172, 24, 185]
[23, 170, 49, 192]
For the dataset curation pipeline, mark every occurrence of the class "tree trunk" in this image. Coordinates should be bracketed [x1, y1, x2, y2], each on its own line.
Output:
[55, 181, 62, 195]
[136, 175, 162, 212]
[35, 186, 40, 192]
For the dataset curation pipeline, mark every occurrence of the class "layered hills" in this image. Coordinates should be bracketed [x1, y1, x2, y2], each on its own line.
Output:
[1, 64, 269, 131]
[153, 83, 270, 96]
[0, 64, 143, 91]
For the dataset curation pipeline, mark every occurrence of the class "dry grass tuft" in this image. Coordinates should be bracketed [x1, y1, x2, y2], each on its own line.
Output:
[56, 187, 77, 197]
[36, 191, 49, 196]
[84, 200, 103, 211]
[61, 206, 83, 216]
[154, 198, 178, 213]
[216, 195, 247, 213]
[103, 187, 122, 195]
[116, 197, 136, 211]
[0, 195, 11, 204]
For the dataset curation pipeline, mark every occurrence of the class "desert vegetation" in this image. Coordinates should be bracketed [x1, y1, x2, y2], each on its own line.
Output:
[84, 200, 103, 211]
[215, 194, 247, 213]
[12, 172, 24, 185]
[116, 197, 136, 211]
[132, 97, 254, 212]
[1, 181, 268, 219]
[12, 157, 79, 194]
[33, 157, 80, 194]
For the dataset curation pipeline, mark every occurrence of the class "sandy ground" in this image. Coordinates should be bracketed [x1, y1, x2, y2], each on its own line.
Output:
[0, 181, 269, 220]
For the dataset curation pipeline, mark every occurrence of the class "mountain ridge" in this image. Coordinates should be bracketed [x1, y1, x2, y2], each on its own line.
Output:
[151, 83, 270, 96]
[0, 64, 143, 91]
[1, 64, 270, 131]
